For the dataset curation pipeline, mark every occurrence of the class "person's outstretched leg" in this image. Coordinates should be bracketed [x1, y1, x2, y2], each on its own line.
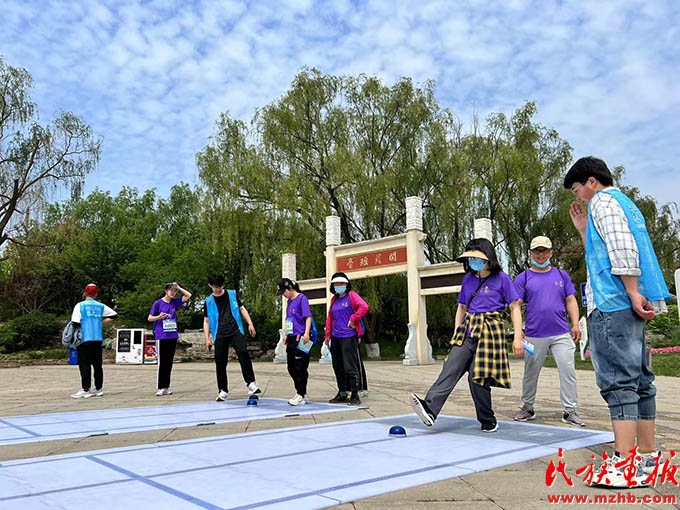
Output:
[410, 340, 475, 426]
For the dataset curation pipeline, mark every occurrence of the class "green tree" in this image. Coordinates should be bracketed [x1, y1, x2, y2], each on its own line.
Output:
[0, 56, 101, 253]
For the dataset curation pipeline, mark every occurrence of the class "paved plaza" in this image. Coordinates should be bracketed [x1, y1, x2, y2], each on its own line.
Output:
[1, 359, 678, 509]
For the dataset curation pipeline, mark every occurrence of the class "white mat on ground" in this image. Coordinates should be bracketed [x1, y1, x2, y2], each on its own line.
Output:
[0, 399, 361, 446]
[0, 414, 613, 510]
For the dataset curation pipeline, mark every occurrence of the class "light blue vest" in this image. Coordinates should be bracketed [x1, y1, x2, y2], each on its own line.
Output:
[80, 300, 105, 342]
[205, 290, 244, 341]
[585, 188, 670, 312]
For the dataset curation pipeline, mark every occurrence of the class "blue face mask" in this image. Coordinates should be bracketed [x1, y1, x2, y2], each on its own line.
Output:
[468, 257, 486, 272]
[531, 257, 551, 268]
[334, 286, 347, 295]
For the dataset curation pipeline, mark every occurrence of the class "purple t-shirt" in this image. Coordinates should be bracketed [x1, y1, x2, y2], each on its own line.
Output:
[150, 298, 184, 339]
[514, 267, 576, 338]
[331, 294, 357, 338]
[286, 293, 312, 336]
[458, 272, 519, 313]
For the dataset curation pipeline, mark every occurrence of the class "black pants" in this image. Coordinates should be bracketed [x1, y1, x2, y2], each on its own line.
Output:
[214, 332, 255, 392]
[358, 345, 368, 391]
[77, 341, 103, 391]
[286, 335, 311, 396]
[330, 335, 361, 393]
[156, 338, 177, 389]
[424, 336, 495, 425]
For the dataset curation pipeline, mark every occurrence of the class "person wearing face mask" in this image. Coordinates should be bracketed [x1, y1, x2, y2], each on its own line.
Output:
[324, 272, 369, 405]
[512, 237, 585, 427]
[410, 238, 523, 432]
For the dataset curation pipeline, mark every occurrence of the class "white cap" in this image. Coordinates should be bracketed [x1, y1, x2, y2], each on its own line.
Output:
[530, 236, 552, 250]
[330, 275, 349, 284]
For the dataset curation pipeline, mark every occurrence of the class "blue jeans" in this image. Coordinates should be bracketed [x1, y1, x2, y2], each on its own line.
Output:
[588, 308, 656, 421]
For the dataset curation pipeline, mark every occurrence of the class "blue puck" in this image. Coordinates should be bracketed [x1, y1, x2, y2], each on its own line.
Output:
[247, 399, 258, 406]
[248, 394, 259, 400]
[389, 425, 406, 437]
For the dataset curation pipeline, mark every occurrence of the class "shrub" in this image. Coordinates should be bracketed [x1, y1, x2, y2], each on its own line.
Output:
[0, 311, 62, 353]
[647, 304, 679, 338]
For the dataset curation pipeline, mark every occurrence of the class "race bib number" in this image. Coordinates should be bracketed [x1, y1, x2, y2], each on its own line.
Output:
[286, 318, 294, 335]
[162, 319, 178, 332]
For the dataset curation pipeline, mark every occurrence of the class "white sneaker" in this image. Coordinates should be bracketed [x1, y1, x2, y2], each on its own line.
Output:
[93, 389, 104, 397]
[247, 382, 261, 395]
[71, 389, 93, 399]
[288, 394, 306, 406]
[640, 451, 662, 475]
[216, 390, 228, 402]
[594, 455, 649, 488]
[163, 388, 172, 395]
[303, 394, 310, 403]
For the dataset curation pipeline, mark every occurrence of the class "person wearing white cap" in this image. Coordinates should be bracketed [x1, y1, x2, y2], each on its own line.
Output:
[513, 236, 585, 427]
[324, 272, 369, 405]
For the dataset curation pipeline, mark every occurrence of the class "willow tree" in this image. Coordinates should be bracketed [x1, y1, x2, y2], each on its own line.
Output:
[198, 68, 468, 343]
[0, 57, 100, 254]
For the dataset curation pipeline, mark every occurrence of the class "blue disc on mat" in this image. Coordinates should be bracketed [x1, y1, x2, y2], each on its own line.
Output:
[389, 425, 406, 437]
[247, 399, 258, 406]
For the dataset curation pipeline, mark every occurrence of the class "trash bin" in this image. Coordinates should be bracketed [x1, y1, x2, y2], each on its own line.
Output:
[69, 348, 78, 365]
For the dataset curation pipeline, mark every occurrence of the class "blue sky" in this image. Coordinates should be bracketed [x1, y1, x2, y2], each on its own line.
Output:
[2, 0, 679, 207]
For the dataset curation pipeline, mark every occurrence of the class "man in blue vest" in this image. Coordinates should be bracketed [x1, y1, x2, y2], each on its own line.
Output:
[203, 273, 260, 401]
[565, 156, 670, 487]
[70, 283, 118, 398]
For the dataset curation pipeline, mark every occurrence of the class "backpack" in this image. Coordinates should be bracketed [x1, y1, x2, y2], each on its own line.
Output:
[310, 315, 318, 343]
[62, 321, 82, 348]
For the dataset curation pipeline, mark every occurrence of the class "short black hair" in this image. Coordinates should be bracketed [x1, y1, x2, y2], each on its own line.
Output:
[208, 273, 225, 287]
[462, 238, 502, 275]
[563, 156, 614, 189]
[329, 272, 353, 295]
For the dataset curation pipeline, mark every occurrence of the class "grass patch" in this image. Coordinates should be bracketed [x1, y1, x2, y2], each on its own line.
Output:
[371, 340, 450, 361]
[544, 353, 680, 377]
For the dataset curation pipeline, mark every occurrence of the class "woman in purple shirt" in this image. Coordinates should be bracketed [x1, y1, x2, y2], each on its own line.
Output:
[148, 282, 192, 396]
[410, 238, 523, 432]
[277, 278, 314, 406]
[324, 272, 369, 405]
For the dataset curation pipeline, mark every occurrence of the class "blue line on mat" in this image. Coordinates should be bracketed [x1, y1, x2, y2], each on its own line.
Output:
[0, 421, 605, 504]
[0, 415, 373, 468]
[2, 400, 336, 427]
[0, 401, 349, 443]
[228, 444, 543, 510]
[87, 456, 223, 510]
[0, 418, 41, 437]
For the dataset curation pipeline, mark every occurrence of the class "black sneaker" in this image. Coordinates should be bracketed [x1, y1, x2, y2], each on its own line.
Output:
[409, 393, 435, 426]
[329, 391, 348, 403]
[348, 392, 361, 405]
[481, 420, 499, 433]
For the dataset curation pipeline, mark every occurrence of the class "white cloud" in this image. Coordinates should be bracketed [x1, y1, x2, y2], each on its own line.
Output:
[1, 0, 677, 209]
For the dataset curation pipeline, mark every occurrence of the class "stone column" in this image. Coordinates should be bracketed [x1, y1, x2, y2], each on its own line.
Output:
[320, 216, 341, 364]
[274, 253, 296, 364]
[403, 196, 433, 365]
[474, 218, 493, 241]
